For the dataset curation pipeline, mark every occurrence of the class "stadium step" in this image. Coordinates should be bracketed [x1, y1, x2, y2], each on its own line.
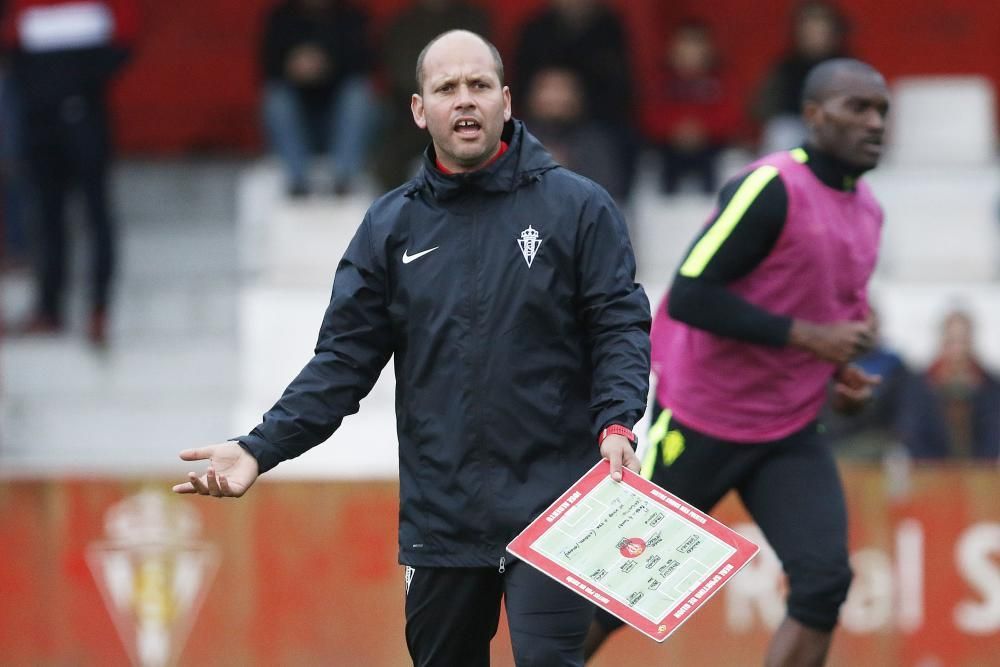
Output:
[1, 160, 244, 475]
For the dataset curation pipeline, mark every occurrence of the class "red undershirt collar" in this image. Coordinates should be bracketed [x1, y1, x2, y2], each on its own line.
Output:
[436, 141, 509, 174]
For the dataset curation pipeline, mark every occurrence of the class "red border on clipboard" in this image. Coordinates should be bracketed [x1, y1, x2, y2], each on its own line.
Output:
[507, 459, 759, 642]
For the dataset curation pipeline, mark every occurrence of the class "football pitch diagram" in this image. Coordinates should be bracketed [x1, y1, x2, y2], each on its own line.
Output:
[530, 478, 737, 622]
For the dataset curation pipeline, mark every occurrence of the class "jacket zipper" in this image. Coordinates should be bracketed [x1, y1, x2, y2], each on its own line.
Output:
[472, 211, 500, 568]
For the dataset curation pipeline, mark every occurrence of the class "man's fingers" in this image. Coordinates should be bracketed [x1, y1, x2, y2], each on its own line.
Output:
[841, 367, 882, 389]
[187, 471, 210, 495]
[219, 474, 238, 498]
[624, 449, 641, 474]
[206, 467, 222, 497]
[176, 470, 236, 498]
[856, 371, 881, 387]
[836, 384, 871, 402]
[179, 448, 214, 462]
[608, 447, 624, 482]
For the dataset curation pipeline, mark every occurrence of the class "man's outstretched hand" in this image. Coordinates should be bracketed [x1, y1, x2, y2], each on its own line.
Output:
[600, 434, 641, 482]
[172, 442, 259, 498]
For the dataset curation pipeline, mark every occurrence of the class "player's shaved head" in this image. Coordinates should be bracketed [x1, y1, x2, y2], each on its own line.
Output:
[415, 29, 504, 94]
[802, 58, 884, 105]
[802, 57, 889, 171]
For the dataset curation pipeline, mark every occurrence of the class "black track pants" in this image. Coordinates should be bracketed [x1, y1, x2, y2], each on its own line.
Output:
[405, 558, 595, 666]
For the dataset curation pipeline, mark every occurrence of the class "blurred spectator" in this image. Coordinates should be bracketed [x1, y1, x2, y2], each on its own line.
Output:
[373, 0, 489, 191]
[523, 67, 625, 202]
[0, 61, 28, 271]
[821, 311, 914, 461]
[514, 0, 637, 197]
[903, 309, 1000, 460]
[260, 0, 377, 197]
[642, 19, 739, 195]
[2, 0, 137, 345]
[750, 0, 848, 154]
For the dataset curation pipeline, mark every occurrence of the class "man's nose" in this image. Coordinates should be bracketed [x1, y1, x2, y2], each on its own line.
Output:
[454, 84, 475, 108]
[865, 108, 885, 131]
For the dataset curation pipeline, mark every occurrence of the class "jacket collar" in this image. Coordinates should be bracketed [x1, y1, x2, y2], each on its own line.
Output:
[407, 119, 558, 201]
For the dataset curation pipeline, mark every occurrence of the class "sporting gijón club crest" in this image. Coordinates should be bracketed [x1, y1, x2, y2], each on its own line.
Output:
[518, 225, 543, 267]
[88, 490, 219, 667]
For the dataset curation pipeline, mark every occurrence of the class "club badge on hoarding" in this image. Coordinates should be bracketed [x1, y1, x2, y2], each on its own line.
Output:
[87, 490, 218, 667]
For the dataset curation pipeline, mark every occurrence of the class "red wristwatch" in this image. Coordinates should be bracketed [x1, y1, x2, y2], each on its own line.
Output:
[598, 424, 637, 449]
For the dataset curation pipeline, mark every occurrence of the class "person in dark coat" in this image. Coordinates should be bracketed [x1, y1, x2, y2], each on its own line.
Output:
[514, 0, 638, 197]
[3, 0, 137, 345]
[175, 30, 651, 665]
[260, 0, 377, 196]
[372, 0, 490, 191]
[751, 0, 849, 154]
[902, 309, 1000, 460]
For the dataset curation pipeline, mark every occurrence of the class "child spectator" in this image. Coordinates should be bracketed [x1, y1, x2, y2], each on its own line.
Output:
[642, 19, 739, 195]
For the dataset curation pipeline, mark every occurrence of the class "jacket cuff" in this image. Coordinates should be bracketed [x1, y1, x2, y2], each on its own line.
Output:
[595, 408, 641, 440]
[233, 433, 283, 474]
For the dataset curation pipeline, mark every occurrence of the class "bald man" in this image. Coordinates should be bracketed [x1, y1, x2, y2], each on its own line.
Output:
[587, 59, 890, 666]
[174, 30, 650, 666]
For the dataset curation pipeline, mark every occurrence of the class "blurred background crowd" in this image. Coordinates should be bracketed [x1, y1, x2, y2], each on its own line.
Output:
[0, 0, 995, 467]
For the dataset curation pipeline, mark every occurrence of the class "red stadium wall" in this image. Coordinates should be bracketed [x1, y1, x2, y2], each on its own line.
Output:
[111, 0, 1000, 154]
[1, 467, 998, 666]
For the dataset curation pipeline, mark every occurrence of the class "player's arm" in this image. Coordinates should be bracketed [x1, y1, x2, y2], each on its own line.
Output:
[237, 213, 393, 474]
[180, 213, 394, 493]
[669, 166, 876, 363]
[576, 187, 651, 479]
[667, 166, 792, 346]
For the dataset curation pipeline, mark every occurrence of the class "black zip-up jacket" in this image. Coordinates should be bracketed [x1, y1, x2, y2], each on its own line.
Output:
[239, 120, 651, 567]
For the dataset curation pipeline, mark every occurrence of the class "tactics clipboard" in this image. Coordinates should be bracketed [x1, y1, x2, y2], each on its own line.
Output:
[507, 460, 759, 642]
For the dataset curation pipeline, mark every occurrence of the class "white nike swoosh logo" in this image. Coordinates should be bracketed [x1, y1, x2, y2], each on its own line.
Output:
[402, 246, 439, 264]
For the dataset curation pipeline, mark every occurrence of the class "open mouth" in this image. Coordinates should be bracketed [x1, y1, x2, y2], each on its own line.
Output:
[454, 118, 482, 137]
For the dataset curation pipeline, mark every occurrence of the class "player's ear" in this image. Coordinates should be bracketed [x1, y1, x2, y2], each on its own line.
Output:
[802, 100, 822, 132]
[502, 86, 511, 121]
[411, 93, 427, 129]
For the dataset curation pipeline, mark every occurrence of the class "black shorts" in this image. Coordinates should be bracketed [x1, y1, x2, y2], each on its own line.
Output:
[405, 558, 594, 666]
[596, 403, 852, 633]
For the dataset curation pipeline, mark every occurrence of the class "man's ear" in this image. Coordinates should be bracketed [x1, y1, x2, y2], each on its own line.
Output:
[411, 94, 427, 129]
[802, 100, 822, 133]
[502, 86, 512, 121]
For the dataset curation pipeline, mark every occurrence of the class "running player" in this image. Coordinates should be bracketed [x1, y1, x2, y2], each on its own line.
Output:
[586, 58, 890, 667]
